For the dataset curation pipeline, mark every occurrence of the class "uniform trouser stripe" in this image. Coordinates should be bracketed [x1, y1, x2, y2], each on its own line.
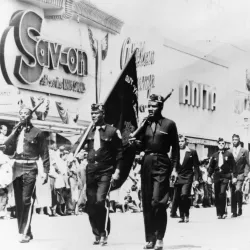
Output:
[13, 168, 37, 236]
[104, 183, 112, 237]
[23, 185, 36, 235]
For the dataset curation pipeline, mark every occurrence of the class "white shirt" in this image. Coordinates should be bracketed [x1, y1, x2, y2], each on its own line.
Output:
[233, 145, 241, 159]
[16, 128, 25, 154]
[180, 146, 190, 165]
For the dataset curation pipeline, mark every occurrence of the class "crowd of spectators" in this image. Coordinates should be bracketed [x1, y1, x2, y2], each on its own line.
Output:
[0, 124, 250, 219]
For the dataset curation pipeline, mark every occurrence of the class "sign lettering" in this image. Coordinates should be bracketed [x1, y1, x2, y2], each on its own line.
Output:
[120, 37, 155, 69]
[179, 80, 216, 111]
[0, 10, 88, 98]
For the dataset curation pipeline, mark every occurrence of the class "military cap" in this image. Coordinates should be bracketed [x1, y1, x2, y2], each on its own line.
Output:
[91, 103, 105, 112]
[149, 94, 164, 103]
[19, 105, 32, 113]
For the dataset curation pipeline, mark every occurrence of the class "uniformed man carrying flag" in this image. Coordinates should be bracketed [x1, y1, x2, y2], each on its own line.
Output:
[130, 93, 179, 250]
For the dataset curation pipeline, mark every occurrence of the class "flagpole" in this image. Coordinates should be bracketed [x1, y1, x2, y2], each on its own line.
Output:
[73, 121, 93, 157]
[73, 51, 137, 157]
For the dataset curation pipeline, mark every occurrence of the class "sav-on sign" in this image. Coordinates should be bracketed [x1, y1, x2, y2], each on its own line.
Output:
[0, 10, 88, 86]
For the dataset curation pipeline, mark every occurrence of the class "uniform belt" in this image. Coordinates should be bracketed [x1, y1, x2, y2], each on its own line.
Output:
[15, 160, 36, 164]
[145, 152, 168, 157]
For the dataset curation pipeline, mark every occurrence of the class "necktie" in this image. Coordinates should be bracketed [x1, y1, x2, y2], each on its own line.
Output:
[16, 128, 25, 154]
[218, 151, 223, 168]
[233, 148, 237, 159]
[93, 126, 101, 151]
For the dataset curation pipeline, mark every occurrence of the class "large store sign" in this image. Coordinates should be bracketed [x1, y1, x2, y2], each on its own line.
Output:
[179, 80, 216, 111]
[0, 10, 88, 98]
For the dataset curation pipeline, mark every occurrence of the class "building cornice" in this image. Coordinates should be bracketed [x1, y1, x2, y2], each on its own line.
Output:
[19, 0, 64, 9]
[18, 0, 124, 34]
[73, 1, 124, 34]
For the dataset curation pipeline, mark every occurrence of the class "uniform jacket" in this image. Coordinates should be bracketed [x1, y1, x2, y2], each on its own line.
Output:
[4, 124, 50, 173]
[208, 150, 235, 181]
[74, 123, 123, 174]
[177, 147, 200, 184]
[228, 147, 250, 179]
[138, 116, 180, 171]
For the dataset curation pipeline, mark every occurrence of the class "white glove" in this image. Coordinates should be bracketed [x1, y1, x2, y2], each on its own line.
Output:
[193, 180, 199, 187]
[111, 169, 120, 187]
[232, 178, 237, 184]
[207, 177, 212, 185]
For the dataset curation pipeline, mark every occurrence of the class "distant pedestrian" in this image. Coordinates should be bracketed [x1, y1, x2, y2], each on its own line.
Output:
[229, 134, 250, 217]
[208, 138, 235, 219]
[174, 134, 200, 223]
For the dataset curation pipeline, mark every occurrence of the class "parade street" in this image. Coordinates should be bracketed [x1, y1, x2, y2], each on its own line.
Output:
[1, 205, 250, 250]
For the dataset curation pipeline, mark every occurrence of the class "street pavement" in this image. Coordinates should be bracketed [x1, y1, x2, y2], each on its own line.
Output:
[1, 204, 250, 250]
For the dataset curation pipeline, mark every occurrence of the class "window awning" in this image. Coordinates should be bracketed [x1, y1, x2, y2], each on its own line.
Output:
[186, 136, 230, 147]
[0, 113, 89, 144]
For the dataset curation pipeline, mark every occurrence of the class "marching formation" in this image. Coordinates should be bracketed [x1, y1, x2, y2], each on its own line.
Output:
[0, 93, 249, 250]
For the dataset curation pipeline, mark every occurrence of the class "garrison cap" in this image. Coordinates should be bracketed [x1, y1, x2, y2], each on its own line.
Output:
[149, 94, 164, 104]
[91, 103, 105, 112]
[19, 105, 32, 114]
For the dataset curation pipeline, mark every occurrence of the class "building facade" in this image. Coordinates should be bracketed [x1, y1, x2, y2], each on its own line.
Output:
[0, 0, 124, 145]
[0, 0, 250, 156]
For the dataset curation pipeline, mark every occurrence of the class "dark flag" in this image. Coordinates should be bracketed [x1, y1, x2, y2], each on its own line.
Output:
[104, 52, 138, 190]
[72, 52, 138, 190]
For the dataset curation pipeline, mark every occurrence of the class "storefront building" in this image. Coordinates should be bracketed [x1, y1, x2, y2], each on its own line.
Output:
[1, 0, 250, 157]
[117, 25, 250, 158]
[0, 0, 124, 146]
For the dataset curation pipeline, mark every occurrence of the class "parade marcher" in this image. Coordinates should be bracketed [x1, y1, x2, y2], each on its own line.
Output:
[130, 94, 179, 250]
[3, 106, 50, 243]
[174, 134, 200, 223]
[229, 134, 250, 217]
[71, 103, 123, 246]
[207, 138, 235, 219]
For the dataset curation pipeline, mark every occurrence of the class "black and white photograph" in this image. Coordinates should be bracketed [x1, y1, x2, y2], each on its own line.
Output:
[0, 0, 250, 249]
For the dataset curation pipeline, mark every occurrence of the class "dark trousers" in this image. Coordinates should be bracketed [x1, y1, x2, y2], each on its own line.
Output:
[86, 172, 112, 237]
[141, 155, 171, 242]
[13, 169, 37, 236]
[214, 178, 229, 216]
[170, 187, 178, 216]
[203, 182, 213, 206]
[231, 179, 244, 214]
[174, 183, 192, 218]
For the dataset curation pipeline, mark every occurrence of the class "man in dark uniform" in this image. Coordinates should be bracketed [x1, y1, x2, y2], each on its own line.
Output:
[174, 134, 200, 223]
[71, 103, 123, 246]
[207, 138, 235, 219]
[3, 106, 49, 243]
[131, 94, 179, 250]
[229, 134, 250, 217]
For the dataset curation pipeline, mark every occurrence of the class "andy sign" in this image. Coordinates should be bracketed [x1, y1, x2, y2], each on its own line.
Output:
[0, 10, 88, 98]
